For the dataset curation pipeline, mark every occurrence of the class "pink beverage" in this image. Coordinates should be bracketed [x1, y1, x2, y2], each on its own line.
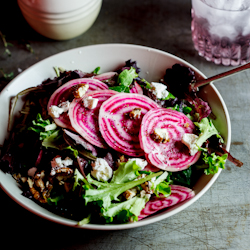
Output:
[191, 0, 250, 66]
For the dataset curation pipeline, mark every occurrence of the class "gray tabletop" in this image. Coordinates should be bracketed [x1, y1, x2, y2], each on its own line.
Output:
[0, 1, 249, 249]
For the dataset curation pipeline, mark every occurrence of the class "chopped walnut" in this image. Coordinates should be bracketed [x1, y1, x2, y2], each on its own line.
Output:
[55, 167, 74, 183]
[116, 155, 126, 168]
[129, 108, 142, 119]
[123, 188, 137, 200]
[50, 156, 74, 185]
[34, 170, 46, 192]
[141, 181, 154, 194]
[27, 172, 53, 204]
[13, 173, 27, 183]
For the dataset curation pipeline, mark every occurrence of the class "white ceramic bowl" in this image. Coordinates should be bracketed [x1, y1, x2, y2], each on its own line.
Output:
[18, 0, 102, 40]
[18, 0, 91, 14]
[0, 44, 231, 230]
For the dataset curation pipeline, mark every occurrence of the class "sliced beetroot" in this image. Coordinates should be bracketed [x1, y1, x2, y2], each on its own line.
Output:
[139, 108, 201, 171]
[94, 72, 117, 81]
[47, 78, 108, 129]
[130, 81, 143, 95]
[69, 90, 117, 148]
[138, 185, 195, 220]
[99, 93, 159, 156]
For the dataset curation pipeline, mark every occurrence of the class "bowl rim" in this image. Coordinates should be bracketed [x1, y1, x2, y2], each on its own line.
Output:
[0, 43, 231, 230]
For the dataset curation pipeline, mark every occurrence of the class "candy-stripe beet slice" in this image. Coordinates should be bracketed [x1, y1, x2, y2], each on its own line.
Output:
[47, 78, 108, 129]
[138, 185, 195, 220]
[99, 93, 159, 156]
[130, 82, 143, 95]
[69, 90, 117, 148]
[139, 108, 201, 171]
[94, 72, 117, 81]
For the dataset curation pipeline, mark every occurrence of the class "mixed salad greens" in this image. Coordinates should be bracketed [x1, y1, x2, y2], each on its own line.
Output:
[0, 60, 243, 225]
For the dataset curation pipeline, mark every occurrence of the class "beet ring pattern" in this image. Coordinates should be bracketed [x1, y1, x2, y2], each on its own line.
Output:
[47, 78, 108, 130]
[69, 90, 117, 148]
[99, 93, 159, 156]
[139, 108, 201, 171]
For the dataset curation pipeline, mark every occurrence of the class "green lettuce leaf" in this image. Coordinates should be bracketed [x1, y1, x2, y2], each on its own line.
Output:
[108, 67, 138, 93]
[102, 196, 147, 221]
[203, 152, 228, 175]
[118, 67, 138, 87]
[111, 160, 140, 184]
[151, 171, 171, 197]
[47, 194, 64, 205]
[154, 181, 171, 197]
[73, 168, 93, 191]
[170, 167, 193, 187]
[109, 85, 130, 93]
[28, 113, 56, 140]
[162, 92, 175, 100]
[84, 171, 162, 208]
[194, 118, 223, 148]
[139, 78, 151, 89]
[41, 128, 78, 157]
[93, 66, 100, 74]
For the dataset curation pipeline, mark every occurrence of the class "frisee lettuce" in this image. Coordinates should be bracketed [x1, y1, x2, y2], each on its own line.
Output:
[73, 168, 93, 191]
[28, 113, 57, 140]
[84, 171, 162, 209]
[111, 160, 140, 184]
[29, 113, 78, 157]
[78, 160, 172, 223]
[101, 196, 147, 223]
[194, 117, 223, 148]
[202, 152, 228, 175]
[151, 171, 171, 197]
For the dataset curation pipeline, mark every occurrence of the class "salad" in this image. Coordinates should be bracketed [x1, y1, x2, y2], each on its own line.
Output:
[0, 60, 243, 225]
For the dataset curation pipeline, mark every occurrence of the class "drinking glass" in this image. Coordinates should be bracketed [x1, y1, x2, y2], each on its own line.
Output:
[191, 0, 250, 66]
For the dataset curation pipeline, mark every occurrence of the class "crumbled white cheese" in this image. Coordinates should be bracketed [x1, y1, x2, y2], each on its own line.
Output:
[129, 108, 142, 119]
[51, 156, 73, 176]
[140, 190, 146, 198]
[48, 101, 70, 118]
[148, 176, 156, 189]
[58, 101, 70, 112]
[140, 190, 151, 200]
[48, 105, 64, 118]
[151, 82, 169, 99]
[75, 84, 89, 98]
[91, 158, 113, 182]
[55, 157, 73, 168]
[128, 158, 148, 170]
[83, 96, 99, 109]
[153, 128, 169, 143]
[181, 133, 199, 156]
